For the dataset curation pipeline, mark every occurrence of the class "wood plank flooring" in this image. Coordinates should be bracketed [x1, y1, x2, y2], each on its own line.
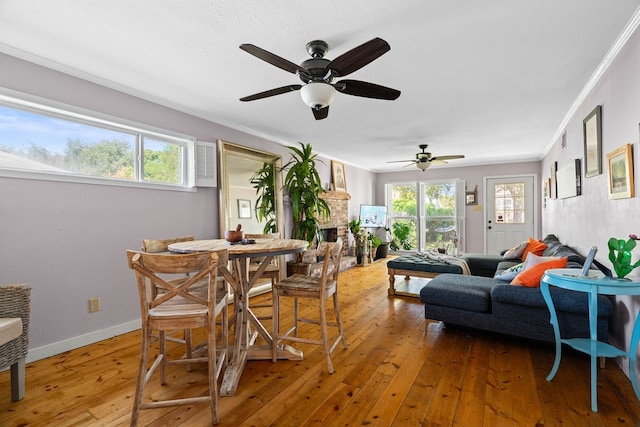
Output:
[2, 258, 640, 426]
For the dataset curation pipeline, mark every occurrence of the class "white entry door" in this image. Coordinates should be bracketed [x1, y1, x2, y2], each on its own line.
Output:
[485, 175, 535, 254]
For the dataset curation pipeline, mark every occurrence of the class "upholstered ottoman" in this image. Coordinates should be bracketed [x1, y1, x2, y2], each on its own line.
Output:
[387, 255, 463, 296]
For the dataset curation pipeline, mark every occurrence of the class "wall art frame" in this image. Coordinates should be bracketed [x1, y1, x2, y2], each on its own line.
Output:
[606, 143, 634, 199]
[465, 185, 478, 205]
[237, 199, 252, 218]
[583, 105, 602, 178]
[331, 160, 347, 192]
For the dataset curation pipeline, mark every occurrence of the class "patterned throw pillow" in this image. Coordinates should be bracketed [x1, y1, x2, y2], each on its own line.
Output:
[503, 240, 528, 260]
[494, 262, 525, 281]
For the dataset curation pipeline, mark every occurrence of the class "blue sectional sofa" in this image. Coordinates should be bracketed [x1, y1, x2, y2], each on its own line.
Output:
[419, 234, 614, 343]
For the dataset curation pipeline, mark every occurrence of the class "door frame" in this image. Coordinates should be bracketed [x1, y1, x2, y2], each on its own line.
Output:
[483, 173, 539, 253]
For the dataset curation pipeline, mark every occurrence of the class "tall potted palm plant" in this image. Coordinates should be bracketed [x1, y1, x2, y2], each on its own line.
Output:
[250, 162, 277, 233]
[282, 142, 331, 250]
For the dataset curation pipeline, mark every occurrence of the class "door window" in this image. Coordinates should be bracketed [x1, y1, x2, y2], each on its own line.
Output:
[494, 182, 525, 224]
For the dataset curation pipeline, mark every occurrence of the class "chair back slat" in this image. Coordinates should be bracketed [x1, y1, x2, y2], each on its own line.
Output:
[142, 235, 194, 253]
[318, 238, 343, 295]
[127, 250, 227, 315]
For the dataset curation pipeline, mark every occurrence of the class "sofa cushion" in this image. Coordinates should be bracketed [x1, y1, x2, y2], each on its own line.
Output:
[522, 238, 548, 261]
[460, 254, 505, 277]
[420, 274, 495, 313]
[387, 255, 463, 274]
[510, 257, 568, 287]
[0, 317, 22, 345]
[494, 262, 525, 281]
[503, 240, 528, 260]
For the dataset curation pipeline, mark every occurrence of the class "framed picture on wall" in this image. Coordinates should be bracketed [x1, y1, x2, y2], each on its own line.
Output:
[332, 160, 347, 192]
[550, 161, 557, 199]
[237, 199, 252, 218]
[606, 143, 634, 199]
[583, 105, 602, 178]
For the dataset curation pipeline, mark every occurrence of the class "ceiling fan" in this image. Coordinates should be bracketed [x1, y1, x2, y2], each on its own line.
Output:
[238, 38, 401, 120]
[388, 144, 465, 171]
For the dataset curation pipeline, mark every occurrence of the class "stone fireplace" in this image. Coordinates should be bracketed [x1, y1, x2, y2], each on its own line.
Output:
[319, 190, 350, 257]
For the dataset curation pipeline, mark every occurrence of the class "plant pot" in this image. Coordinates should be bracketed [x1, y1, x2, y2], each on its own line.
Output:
[375, 242, 389, 259]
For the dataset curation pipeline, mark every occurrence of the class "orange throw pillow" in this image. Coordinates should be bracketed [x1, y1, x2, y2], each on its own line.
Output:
[510, 258, 567, 287]
[521, 237, 547, 261]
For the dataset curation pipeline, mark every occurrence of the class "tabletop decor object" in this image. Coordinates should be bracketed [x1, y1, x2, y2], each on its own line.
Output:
[225, 224, 244, 243]
[608, 235, 640, 279]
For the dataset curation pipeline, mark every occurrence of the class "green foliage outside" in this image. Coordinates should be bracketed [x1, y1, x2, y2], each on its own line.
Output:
[389, 182, 458, 251]
[2, 138, 179, 183]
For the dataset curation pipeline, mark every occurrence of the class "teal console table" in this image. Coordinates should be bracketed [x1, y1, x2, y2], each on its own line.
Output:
[541, 268, 640, 412]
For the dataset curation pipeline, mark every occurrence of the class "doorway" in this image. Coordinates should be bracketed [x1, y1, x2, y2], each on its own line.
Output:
[485, 175, 536, 254]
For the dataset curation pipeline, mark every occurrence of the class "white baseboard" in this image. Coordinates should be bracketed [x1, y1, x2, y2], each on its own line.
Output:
[22, 286, 273, 365]
[25, 319, 141, 364]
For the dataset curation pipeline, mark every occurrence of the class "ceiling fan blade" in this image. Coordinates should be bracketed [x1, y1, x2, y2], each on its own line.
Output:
[432, 155, 465, 161]
[327, 37, 390, 77]
[240, 84, 302, 101]
[335, 79, 400, 100]
[239, 44, 308, 76]
[312, 106, 329, 120]
[386, 159, 415, 163]
[431, 160, 448, 165]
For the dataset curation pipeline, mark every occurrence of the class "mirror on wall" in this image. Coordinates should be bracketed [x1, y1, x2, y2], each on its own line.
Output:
[217, 140, 284, 238]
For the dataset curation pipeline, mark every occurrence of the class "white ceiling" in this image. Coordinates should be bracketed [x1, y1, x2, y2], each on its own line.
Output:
[1, 1, 639, 172]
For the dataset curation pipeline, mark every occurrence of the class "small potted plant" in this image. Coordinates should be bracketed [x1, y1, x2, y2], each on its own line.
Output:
[608, 235, 640, 279]
[387, 223, 412, 251]
[368, 233, 382, 260]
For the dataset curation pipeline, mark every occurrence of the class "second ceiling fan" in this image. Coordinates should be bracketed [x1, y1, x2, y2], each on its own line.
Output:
[388, 144, 465, 171]
[239, 38, 401, 120]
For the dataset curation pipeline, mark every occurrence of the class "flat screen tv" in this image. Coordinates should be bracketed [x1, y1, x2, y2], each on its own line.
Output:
[359, 204, 387, 228]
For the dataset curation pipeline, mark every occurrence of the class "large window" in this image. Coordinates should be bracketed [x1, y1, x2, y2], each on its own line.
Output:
[388, 183, 418, 249]
[0, 93, 192, 187]
[387, 180, 464, 252]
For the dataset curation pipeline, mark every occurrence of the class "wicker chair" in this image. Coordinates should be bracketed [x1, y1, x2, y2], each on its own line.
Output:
[0, 284, 31, 401]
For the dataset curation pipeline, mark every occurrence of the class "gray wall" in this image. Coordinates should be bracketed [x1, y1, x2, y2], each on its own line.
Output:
[541, 21, 640, 377]
[375, 161, 542, 253]
[0, 52, 378, 360]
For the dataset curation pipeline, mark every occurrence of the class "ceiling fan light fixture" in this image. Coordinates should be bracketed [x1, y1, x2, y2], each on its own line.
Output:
[417, 161, 431, 171]
[300, 82, 336, 109]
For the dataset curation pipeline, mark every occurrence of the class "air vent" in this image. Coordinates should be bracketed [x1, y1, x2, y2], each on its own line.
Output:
[195, 141, 217, 187]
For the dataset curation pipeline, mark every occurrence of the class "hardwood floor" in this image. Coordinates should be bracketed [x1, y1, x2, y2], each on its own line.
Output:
[2, 258, 640, 426]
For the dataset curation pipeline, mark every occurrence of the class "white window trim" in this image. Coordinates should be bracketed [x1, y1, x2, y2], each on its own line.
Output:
[0, 87, 198, 191]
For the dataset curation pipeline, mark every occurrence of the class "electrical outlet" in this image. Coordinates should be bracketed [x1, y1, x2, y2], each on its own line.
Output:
[89, 297, 101, 313]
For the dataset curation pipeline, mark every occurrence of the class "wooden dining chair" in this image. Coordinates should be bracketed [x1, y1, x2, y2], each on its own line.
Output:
[142, 235, 201, 369]
[271, 238, 347, 373]
[127, 249, 229, 426]
[245, 233, 281, 321]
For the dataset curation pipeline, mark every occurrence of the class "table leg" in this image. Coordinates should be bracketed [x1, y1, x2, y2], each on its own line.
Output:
[588, 287, 598, 412]
[219, 256, 302, 396]
[540, 281, 562, 381]
[629, 308, 640, 399]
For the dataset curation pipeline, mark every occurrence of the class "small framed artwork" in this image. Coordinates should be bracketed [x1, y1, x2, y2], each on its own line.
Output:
[332, 160, 347, 192]
[607, 143, 634, 199]
[465, 186, 477, 205]
[237, 199, 252, 218]
[550, 161, 557, 199]
[583, 105, 602, 177]
[545, 178, 551, 199]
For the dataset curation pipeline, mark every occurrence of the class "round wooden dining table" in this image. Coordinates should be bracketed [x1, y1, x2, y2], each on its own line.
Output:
[168, 238, 308, 396]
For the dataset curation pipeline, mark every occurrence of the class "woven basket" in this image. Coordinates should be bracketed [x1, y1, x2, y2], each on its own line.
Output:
[0, 284, 31, 369]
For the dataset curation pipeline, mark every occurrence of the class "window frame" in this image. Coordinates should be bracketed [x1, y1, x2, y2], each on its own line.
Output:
[0, 89, 197, 191]
[386, 178, 465, 252]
